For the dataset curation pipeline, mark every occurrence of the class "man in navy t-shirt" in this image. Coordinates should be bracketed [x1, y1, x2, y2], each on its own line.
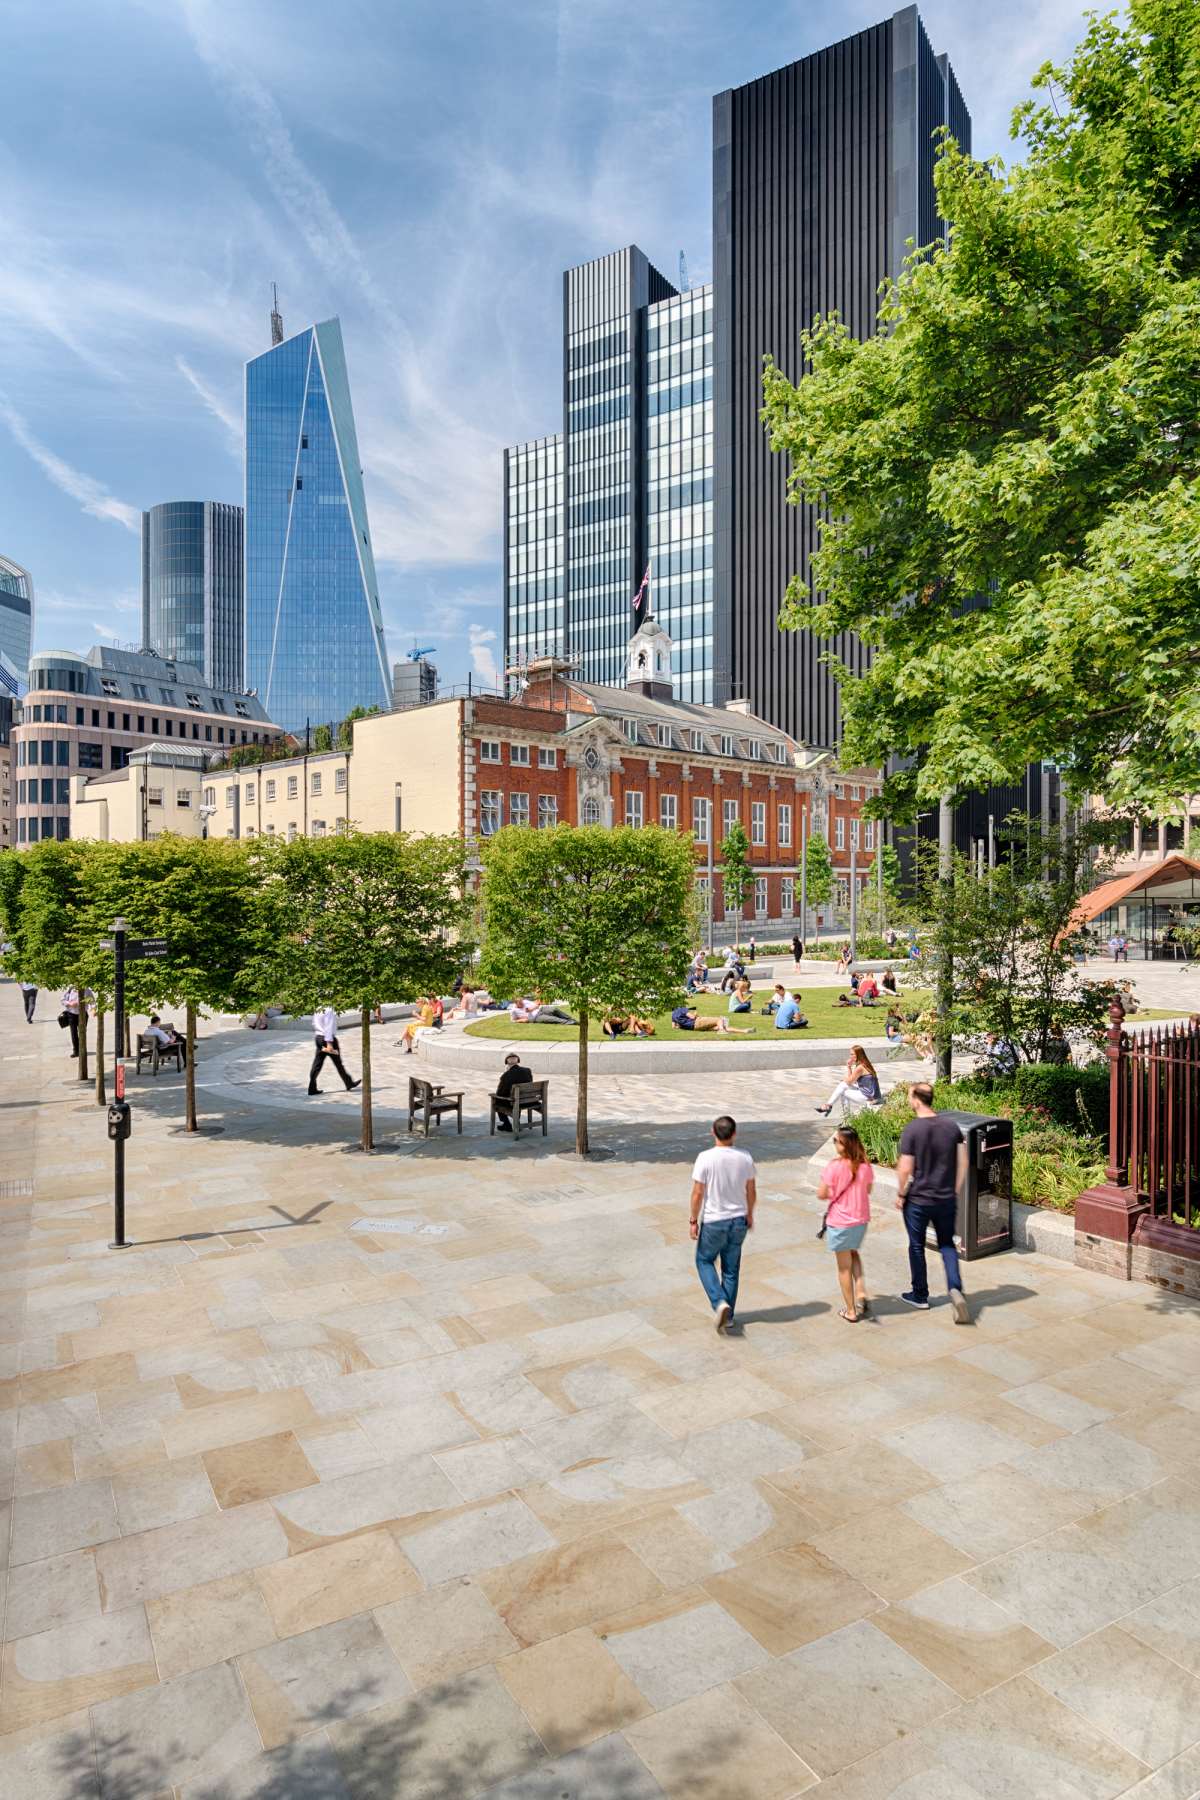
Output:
[895, 1082, 969, 1321]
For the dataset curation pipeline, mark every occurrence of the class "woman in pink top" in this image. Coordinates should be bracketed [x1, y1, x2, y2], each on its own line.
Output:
[816, 1126, 874, 1321]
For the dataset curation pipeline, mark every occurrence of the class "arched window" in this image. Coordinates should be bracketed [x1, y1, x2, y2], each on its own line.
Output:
[582, 798, 600, 824]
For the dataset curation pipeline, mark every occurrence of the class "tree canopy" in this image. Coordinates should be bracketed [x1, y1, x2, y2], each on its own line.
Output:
[762, 0, 1200, 817]
[480, 824, 696, 1153]
[719, 820, 752, 923]
[250, 830, 471, 1150]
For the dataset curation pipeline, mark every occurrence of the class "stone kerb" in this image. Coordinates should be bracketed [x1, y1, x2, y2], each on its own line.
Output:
[418, 1026, 921, 1076]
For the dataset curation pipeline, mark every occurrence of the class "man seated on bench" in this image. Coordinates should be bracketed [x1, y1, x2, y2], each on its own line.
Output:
[493, 1051, 533, 1132]
[144, 1015, 186, 1066]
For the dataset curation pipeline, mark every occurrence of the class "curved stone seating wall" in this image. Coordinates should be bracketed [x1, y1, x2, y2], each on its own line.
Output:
[417, 1028, 921, 1076]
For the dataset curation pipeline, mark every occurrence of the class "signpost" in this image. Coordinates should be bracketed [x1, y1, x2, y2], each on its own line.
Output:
[101, 920, 170, 1250]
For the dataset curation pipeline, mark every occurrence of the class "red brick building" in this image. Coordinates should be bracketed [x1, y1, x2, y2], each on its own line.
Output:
[459, 620, 881, 930]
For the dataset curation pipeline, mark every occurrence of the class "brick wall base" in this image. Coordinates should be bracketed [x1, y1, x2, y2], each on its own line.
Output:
[1074, 1232, 1133, 1281]
[1075, 1205, 1200, 1299]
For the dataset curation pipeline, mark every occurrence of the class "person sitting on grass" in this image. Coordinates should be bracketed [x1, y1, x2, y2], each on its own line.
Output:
[671, 1004, 751, 1035]
[881, 969, 898, 996]
[763, 982, 787, 1015]
[858, 973, 880, 1006]
[774, 990, 808, 1030]
[728, 978, 753, 1016]
[885, 1009, 906, 1055]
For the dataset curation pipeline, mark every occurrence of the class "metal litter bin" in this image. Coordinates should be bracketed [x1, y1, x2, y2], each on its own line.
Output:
[941, 1110, 1013, 1259]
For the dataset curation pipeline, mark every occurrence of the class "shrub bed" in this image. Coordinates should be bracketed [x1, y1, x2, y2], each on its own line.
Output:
[854, 1064, 1107, 1213]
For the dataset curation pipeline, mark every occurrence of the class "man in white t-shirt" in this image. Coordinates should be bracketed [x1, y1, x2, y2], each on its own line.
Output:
[689, 1115, 757, 1333]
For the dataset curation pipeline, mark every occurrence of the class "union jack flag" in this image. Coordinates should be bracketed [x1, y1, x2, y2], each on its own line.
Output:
[631, 561, 651, 612]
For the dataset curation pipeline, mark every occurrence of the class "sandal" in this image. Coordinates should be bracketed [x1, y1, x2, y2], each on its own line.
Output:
[838, 1308, 858, 1323]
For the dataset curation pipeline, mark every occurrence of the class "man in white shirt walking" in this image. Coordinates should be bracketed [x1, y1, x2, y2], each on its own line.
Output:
[308, 1006, 360, 1096]
[19, 980, 37, 1023]
[689, 1115, 757, 1332]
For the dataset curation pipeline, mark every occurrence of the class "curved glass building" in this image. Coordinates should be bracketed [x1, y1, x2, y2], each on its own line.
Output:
[0, 555, 34, 691]
[244, 316, 391, 734]
[141, 502, 243, 692]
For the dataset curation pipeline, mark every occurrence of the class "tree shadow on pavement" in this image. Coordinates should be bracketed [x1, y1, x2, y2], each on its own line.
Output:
[44, 1662, 708, 1798]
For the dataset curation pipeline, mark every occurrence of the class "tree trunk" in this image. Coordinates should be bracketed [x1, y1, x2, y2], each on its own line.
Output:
[77, 977, 89, 1084]
[94, 1009, 106, 1106]
[360, 1005, 373, 1152]
[185, 1002, 197, 1131]
[936, 795, 954, 1083]
[575, 1003, 589, 1155]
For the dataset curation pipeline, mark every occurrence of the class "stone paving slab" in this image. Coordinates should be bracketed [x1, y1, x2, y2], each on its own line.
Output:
[3, 985, 1200, 1797]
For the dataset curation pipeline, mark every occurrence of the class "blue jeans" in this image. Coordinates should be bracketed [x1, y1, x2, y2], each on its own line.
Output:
[696, 1216, 747, 1315]
[903, 1196, 962, 1302]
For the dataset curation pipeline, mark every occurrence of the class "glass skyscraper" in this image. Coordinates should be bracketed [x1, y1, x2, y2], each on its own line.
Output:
[0, 555, 34, 693]
[503, 7, 966, 742]
[244, 316, 390, 734]
[141, 502, 244, 691]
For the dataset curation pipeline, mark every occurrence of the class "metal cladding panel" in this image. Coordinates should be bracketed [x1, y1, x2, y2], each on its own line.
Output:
[714, 18, 892, 748]
[714, 7, 969, 751]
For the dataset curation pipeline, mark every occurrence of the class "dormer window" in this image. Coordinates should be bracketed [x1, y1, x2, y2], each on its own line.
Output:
[691, 730, 705, 753]
[720, 734, 736, 757]
[185, 692, 202, 709]
[657, 724, 672, 748]
[748, 740, 762, 760]
[101, 678, 120, 697]
[624, 718, 639, 743]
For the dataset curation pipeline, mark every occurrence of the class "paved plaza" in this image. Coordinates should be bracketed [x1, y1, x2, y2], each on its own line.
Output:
[4, 978, 1200, 1798]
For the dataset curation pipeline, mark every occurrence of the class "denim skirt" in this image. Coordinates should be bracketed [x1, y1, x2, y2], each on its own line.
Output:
[826, 1222, 868, 1253]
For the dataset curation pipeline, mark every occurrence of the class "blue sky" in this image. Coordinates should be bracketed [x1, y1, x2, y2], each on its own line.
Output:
[2, 0, 1089, 691]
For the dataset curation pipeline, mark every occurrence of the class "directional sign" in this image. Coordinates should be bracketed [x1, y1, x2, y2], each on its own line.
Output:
[126, 939, 170, 961]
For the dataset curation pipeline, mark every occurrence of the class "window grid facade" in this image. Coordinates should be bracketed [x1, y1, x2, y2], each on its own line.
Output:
[504, 436, 564, 673]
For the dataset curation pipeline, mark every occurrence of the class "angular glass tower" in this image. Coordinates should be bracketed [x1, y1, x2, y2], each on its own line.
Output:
[0, 555, 34, 691]
[244, 317, 390, 734]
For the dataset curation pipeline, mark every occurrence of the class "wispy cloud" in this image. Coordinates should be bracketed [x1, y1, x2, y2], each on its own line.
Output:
[176, 357, 242, 457]
[0, 395, 140, 533]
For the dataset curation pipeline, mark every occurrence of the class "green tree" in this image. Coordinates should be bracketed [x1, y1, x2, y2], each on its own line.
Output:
[251, 831, 471, 1151]
[917, 817, 1117, 1064]
[802, 831, 834, 935]
[338, 705, 381, 751]
[479, 824, 696, 1154]
[16, 843, 95, 1083]
[719, 820, 753, 928]
[120, 837, 264, 1131]
[761, 0, 1200, 818]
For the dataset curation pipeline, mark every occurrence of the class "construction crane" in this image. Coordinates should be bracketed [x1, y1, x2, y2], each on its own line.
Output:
[678, 250, 690, 293]
[408, 645, 436, 660]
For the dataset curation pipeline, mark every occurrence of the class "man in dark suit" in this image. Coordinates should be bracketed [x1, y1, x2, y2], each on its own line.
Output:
[493, 1052, 532, 1133]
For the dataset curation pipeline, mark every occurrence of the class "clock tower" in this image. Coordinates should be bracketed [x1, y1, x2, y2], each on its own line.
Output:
[626, 617, 674, 701]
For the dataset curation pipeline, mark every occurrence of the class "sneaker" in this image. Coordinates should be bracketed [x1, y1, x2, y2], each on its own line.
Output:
[900, 1291, 930, 1310]
[496, 1120, 513, 1133]
[950, 1288, 970, 1324]
[347, 1079, 361, 1090]
[715, 1301, 732, 1333]
[307, 1088, 321, 1096]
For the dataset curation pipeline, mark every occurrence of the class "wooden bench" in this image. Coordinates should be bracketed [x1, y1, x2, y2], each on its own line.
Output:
[407, 1076, 464, 1136]
[136, 1032, 183, 1076]
[489, 1079, 549, 1138]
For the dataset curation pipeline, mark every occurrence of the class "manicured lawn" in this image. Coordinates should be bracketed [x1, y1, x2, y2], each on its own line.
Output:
[464, 988, 932, 1043]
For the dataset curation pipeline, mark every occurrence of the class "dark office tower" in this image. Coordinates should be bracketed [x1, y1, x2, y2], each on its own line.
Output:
[141, 503, 244, 692]
[713, 6, 970, 745]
